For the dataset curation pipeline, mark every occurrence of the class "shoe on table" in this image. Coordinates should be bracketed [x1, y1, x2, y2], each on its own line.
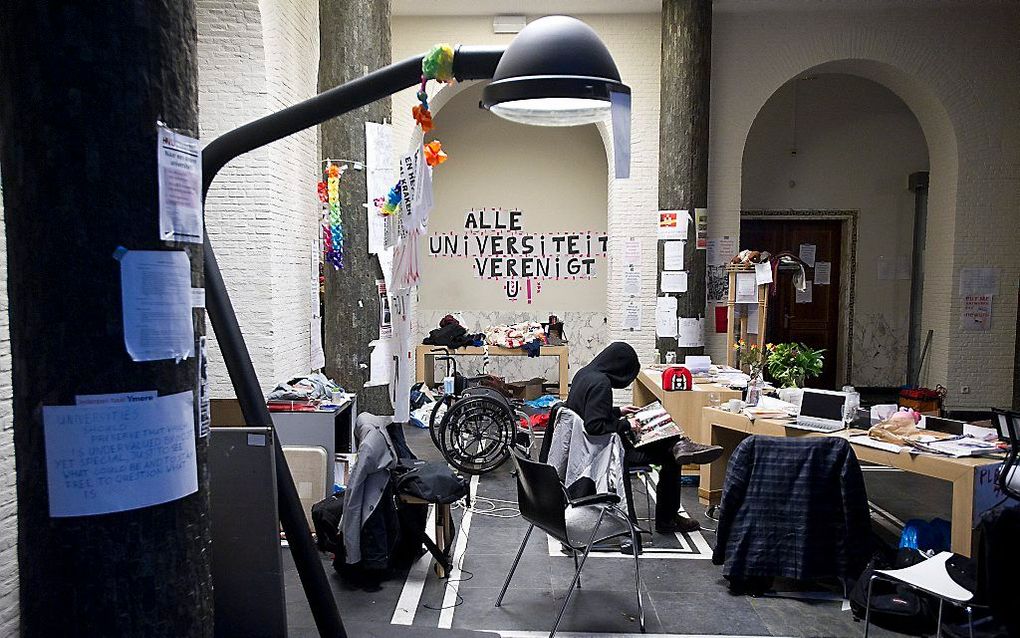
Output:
[656, 514, 701, 534]
[670, 437, 723, 466]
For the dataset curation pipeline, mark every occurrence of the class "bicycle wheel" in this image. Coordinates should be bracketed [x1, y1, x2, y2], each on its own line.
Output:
[438, 395, 514, 474]
[428, 395, 452, 450]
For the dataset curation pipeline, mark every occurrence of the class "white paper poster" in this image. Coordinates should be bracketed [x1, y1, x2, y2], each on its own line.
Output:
[365, 122, 396, 255]
[622, 238, 641, 266]
[366, 339, 392, 387]
[118, 249, 195, 362]
[663, 241, 684, 271]
[798, 243, 816, 267]
[190, 287, 205, 309]
[814, 261, 831, 285]
[677, 317, 704, 348]
[622, 302, 642, 331]
[197, 336, 210, 438]
[694, 208, 708, 250]
[735, 272, 757, 304]
[747, 304, 760, 335]
[310, 317, 325, 370]
[959, 267, 1000, 297]
[707, 236, 736, 266]
[44, 391, 198, 517]
[655, 296, 678, 338]
[657, 210, 688, 241]
[660, 270, 688, 293]
[623, 270, 642, 296]
[157, 124, 202, 244]
[796, 282, 813, 304]
[754, 261, 773, 286]
[961, 294, 993, 331]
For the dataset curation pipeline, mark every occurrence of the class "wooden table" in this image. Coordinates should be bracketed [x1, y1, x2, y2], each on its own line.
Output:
[699, 406, 1007, 556]
[415, 344, 569, 399]
[631, 369, 742, 443]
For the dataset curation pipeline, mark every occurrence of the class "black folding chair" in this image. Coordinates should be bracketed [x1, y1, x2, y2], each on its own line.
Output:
[991, 408, 1020, 500]
[494, 452, 645, 637]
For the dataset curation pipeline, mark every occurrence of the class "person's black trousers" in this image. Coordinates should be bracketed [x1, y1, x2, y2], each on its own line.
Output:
[622, 436, 681, 527]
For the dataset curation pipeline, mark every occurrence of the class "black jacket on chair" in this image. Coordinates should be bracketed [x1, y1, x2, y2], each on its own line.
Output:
[712, 435, 871, 582]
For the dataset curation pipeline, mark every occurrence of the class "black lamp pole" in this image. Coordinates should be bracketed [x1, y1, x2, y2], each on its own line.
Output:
[200, 46, 505, 638]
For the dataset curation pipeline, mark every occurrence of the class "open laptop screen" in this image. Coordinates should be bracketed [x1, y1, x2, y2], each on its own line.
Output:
[800, 390, 846, 422]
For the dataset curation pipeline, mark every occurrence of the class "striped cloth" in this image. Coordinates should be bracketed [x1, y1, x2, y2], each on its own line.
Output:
[712, 435, 871, 582]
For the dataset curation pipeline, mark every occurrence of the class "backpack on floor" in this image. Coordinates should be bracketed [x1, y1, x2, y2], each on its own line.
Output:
[311, 491, 344, 556]
[849, 549, 937, 635]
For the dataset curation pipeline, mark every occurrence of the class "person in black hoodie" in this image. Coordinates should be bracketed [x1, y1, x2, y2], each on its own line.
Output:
[566, 342, 722, 533]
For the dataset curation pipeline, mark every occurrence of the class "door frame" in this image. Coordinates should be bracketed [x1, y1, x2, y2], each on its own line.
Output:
[740, 209, 860, 387]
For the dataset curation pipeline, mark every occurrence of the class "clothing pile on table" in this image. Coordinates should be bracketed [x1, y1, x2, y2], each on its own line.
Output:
[422, 314, 483, 349]
[484, 321, 546, 356]
[267, 372, 342, 401]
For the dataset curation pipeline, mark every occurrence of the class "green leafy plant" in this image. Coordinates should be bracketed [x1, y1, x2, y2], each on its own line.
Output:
[766, 342, 825, 388]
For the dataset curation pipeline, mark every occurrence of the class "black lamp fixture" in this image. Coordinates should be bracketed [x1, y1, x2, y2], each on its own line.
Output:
[201, 15, 628, 638]
[482, 15, 630, 127]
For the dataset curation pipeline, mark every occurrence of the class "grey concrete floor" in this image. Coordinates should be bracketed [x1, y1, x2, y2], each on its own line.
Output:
[284, 424, 955, 637]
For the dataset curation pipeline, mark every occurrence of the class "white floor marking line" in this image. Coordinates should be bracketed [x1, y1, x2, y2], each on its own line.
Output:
[646, 470, 714, 557]
[493, 631, 791, 638]
[390, 504, 436, 625]
[438, 474, 480, 629]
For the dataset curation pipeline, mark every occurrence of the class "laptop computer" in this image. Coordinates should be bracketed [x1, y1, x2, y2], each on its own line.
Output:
[789, 389, 849, 433]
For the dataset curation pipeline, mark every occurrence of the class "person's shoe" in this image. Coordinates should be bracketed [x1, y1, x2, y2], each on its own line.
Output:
[656, 514, 701, 534]
[670, 437, 723, 465]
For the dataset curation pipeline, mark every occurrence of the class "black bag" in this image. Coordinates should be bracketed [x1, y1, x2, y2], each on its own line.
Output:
[849, 549, 937, 634]
[311, 492, 344, 556]
[393, 459, 469, 505]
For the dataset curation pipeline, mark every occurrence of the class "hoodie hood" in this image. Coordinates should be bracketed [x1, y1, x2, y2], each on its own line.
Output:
[586, 342, 640, 389]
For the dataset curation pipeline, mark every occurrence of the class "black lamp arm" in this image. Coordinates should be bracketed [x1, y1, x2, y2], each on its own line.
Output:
[199, 45, 504, 638]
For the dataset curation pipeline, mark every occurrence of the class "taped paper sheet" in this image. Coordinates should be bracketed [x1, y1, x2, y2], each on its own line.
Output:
[366, 339, 392, 387]
[735, 272, 757, 304]
[754, 262, 773, 286]
[657, 210, 688, 241]
[814, 262, 831, 285]
[197, 336, 210, 438]
[655, 296, 678, 338]
[798, 243, 816, 267]
[677, 317, 704, 348]
[747, 304, 760, 335]
[365, 122, 396, 254]
[157, 124, 202, 244]
[796, 283, 813, 304]
[663, 241, 684, 271]
[623, 270, 641, 297]
[118, 249, 194, 362]
[622, 302, 641, 331]
[622, 238, 641, 267]
[310, 317, 325, 370]
[44, 391, 197, 517]
[707, 236, 736, 266]
[660, 271, 688, 293]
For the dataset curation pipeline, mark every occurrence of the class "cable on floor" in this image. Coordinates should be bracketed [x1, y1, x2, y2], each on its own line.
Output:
[452, 495, 520, 518]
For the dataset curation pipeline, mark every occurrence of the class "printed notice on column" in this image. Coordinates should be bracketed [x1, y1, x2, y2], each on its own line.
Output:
[157, 124, 203, 244]
[119, 249, 195, 362]
[43, 391, 198, 517]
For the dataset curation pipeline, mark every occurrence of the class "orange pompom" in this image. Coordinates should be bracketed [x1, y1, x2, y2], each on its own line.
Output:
[412, 104, 434, 133]
[326, 164, 340, 178]
[424, 140, 448, 166]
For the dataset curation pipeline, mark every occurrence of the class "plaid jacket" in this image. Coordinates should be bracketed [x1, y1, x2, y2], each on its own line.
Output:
[712, 435, 871, 582]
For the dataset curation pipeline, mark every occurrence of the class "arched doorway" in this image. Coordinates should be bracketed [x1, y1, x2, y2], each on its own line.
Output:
[417, 81, 610, 381]
[740, 73, 930, 389]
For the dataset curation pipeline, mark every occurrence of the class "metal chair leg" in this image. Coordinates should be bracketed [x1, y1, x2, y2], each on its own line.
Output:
[966, 606, 974, 638]
[572, 550, 581, 589]
[549, 508, 606, 638]
[495, 524, 534, 608]
[863, 575, 877, 638]
[936, 599, 944, 638]
[630, 522, 645, 633]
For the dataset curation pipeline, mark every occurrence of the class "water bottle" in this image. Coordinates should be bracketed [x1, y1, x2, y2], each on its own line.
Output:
[842, 385, 860, 424]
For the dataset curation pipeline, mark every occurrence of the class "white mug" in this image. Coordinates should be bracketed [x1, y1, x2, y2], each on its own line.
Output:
[727, 399, 745, 412]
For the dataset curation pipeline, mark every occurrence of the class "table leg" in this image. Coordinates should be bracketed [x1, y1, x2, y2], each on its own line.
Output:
[951, 470, 977, 557]
[433, 504, 448, 578]
[558, 352, 568, 399]
[415, 348, 427, 386]
[699, 425, 745, 505]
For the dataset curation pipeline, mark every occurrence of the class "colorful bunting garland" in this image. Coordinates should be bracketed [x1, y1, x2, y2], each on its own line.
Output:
[318, 162, 345, 269]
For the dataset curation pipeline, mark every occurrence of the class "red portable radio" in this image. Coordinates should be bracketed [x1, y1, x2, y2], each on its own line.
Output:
[661, 366, 693, 391]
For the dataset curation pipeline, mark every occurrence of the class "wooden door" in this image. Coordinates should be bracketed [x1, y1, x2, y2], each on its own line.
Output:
[741, 218, 843, 389]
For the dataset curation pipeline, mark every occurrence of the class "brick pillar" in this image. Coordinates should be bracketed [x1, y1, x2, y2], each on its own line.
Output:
[657, 0, 712, 362]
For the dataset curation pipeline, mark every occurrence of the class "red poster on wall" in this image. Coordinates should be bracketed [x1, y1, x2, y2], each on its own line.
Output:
[714, 304, 728, 333]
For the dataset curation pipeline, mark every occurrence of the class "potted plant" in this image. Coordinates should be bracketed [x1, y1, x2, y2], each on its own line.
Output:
[766, 342, 825, 406]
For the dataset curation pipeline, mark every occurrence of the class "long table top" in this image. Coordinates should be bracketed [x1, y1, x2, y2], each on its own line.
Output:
[704, 407, 1000, 481]
[416, 344, 567, 357]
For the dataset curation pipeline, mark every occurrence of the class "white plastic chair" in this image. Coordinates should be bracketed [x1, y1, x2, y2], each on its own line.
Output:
[863, 551, 975, 638]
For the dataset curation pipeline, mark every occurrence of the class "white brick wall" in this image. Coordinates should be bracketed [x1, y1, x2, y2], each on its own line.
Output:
[198, 0, 320, 397]
[0, 175, 19, 636]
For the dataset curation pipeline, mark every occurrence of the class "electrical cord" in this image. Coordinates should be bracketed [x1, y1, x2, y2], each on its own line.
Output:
[452, 495, 520, 518]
